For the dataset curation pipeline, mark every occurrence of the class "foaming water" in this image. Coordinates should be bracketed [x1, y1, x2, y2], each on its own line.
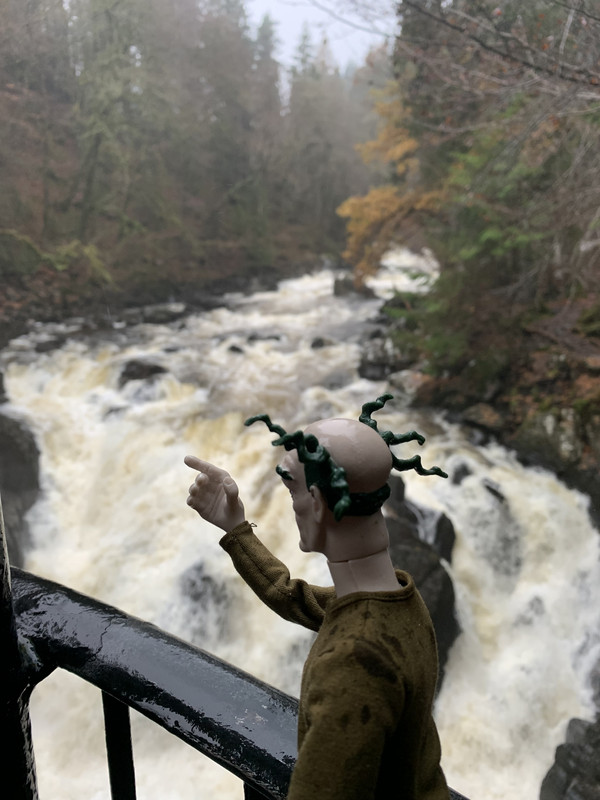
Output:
[2, 265, 599, 800]
[397, 431, 600, 798]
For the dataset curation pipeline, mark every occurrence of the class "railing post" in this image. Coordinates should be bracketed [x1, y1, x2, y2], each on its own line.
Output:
[102, 691, 137, 800]
[0, 493, 38, 799]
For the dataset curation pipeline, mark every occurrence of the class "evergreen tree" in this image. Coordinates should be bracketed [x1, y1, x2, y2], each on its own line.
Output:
[339, 0, 600, 381]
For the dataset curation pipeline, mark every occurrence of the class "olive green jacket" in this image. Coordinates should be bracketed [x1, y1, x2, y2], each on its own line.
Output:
[220, 521, 449, 800]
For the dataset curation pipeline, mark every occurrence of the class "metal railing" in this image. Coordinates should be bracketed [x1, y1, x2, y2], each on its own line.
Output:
[1, 497, 468, 800]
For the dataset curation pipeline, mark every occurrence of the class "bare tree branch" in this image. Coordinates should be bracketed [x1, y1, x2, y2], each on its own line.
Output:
[399, 0, 600, 88]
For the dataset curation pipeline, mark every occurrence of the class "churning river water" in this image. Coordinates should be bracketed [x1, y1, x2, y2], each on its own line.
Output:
[2, 256, 599, 800]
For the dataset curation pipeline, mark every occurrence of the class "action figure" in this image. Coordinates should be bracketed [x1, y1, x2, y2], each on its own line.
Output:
[185, 394, 450, 800]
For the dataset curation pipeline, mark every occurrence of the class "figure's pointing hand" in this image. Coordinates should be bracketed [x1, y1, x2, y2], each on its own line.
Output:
[184, 455, 245, 532]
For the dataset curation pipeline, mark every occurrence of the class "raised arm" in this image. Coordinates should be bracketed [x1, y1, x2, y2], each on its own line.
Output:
[184, 455, 246, 532]
[185, 455, 332, 629]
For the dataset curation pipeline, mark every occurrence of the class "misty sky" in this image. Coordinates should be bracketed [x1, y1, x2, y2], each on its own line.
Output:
[246, 0, 397, 70]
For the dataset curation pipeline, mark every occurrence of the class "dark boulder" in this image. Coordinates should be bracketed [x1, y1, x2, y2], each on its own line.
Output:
[358, 336, 418, 381]
[0, 410, 40, 567]
[180, 562, 233, 645]
[540, 717, 600, 800]
[118, 359, 168, 387]
[333, 275, 376, 298]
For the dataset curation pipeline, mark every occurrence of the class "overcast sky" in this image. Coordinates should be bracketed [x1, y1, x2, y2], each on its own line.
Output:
[246, 0, 397, 70]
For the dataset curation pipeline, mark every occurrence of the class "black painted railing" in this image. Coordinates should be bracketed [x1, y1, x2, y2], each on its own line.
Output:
[1, 498, 468, 800]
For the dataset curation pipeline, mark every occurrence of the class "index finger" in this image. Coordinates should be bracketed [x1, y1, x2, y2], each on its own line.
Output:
[184, 456, 230, 481]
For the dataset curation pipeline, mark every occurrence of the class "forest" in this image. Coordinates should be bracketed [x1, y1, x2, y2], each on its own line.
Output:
[0, 0, 388, 326]
[1, 0, 599, 392]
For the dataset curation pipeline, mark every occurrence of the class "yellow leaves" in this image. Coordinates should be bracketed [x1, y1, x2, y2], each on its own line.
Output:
[338, 185, 404, 228]
[414, 189, 446, 211]
[395, 155, 419, 178]
[388, 137, 419, 163]
[336, 78, 447, 285]
[355, 87, 416, 172]
[357, 127, 417, 165]
[337, 185, 446, 285]
[337, 186, 405, 282]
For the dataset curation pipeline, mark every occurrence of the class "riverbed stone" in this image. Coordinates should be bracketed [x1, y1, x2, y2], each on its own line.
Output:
[388, 369, 431, 405]
[359, 336, 418, 381]
[462, 402, 506, 433]
[540, 717, 600, 800]
[511, 408, 583, 471]
[120, 302, 188, 326]
[586, 416, 600, 462]
[118, 358, 168, 387]
[0, 410, 40, 567]
[333, 275, 376, 297]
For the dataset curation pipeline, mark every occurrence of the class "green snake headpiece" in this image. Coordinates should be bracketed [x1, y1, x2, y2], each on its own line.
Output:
[245, 393, 447, 521]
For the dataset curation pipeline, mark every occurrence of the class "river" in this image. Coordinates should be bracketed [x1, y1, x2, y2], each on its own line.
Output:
[1, 257, 599, 800]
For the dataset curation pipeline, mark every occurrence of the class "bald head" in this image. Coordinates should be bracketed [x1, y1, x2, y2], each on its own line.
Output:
[303, 418, 393, 495]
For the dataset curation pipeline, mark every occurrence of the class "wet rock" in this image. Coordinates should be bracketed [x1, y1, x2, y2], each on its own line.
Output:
[118, 359, 168, 387]
[247, 332, 281, 343]
[586, 416, 600, 463]
[451, 461, 473, 485]
[385, 478, 456, 561]
[35, 336, 66, 353]
[359, 337, 417, 381]
[402, 499, 456, 563]
[476, 485, 523, 579]
[121, 302, 188, 326]
[590, 659, 600, 710]
[388, 370, 431, 406]
[322, 369, 354, 390]
[483, 478, 505, 503]
[180, 562, 232, 643]
[333, 275, 376, 298]
[387, 473, 406, 506]
[0, 410, 40, 567]
[462, 402, 506, 433]
[311, 337, 335, 349]
[540, 717, 600, 800]
[511, 409, 583, 472]
[432, 513, 456, 563]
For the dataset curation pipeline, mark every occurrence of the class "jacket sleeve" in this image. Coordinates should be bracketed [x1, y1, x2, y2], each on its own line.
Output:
[219, 521, 334, 632]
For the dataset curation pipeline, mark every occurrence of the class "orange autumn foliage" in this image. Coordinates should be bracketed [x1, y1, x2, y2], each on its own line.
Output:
[337, 89, 446, 285]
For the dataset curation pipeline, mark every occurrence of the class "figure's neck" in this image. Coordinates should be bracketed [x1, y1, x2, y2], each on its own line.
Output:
[327, 549, 399, 597]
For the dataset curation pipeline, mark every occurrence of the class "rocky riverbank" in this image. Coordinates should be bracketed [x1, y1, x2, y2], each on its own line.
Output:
[0, 252, 329, 352]
[360, 295, 600, 530]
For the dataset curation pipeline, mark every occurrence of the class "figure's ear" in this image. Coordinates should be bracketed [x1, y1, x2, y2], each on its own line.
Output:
[309, 484, 327, 524]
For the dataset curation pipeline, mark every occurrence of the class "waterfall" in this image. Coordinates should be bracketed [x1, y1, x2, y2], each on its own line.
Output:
[2, 261, 599, 800]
